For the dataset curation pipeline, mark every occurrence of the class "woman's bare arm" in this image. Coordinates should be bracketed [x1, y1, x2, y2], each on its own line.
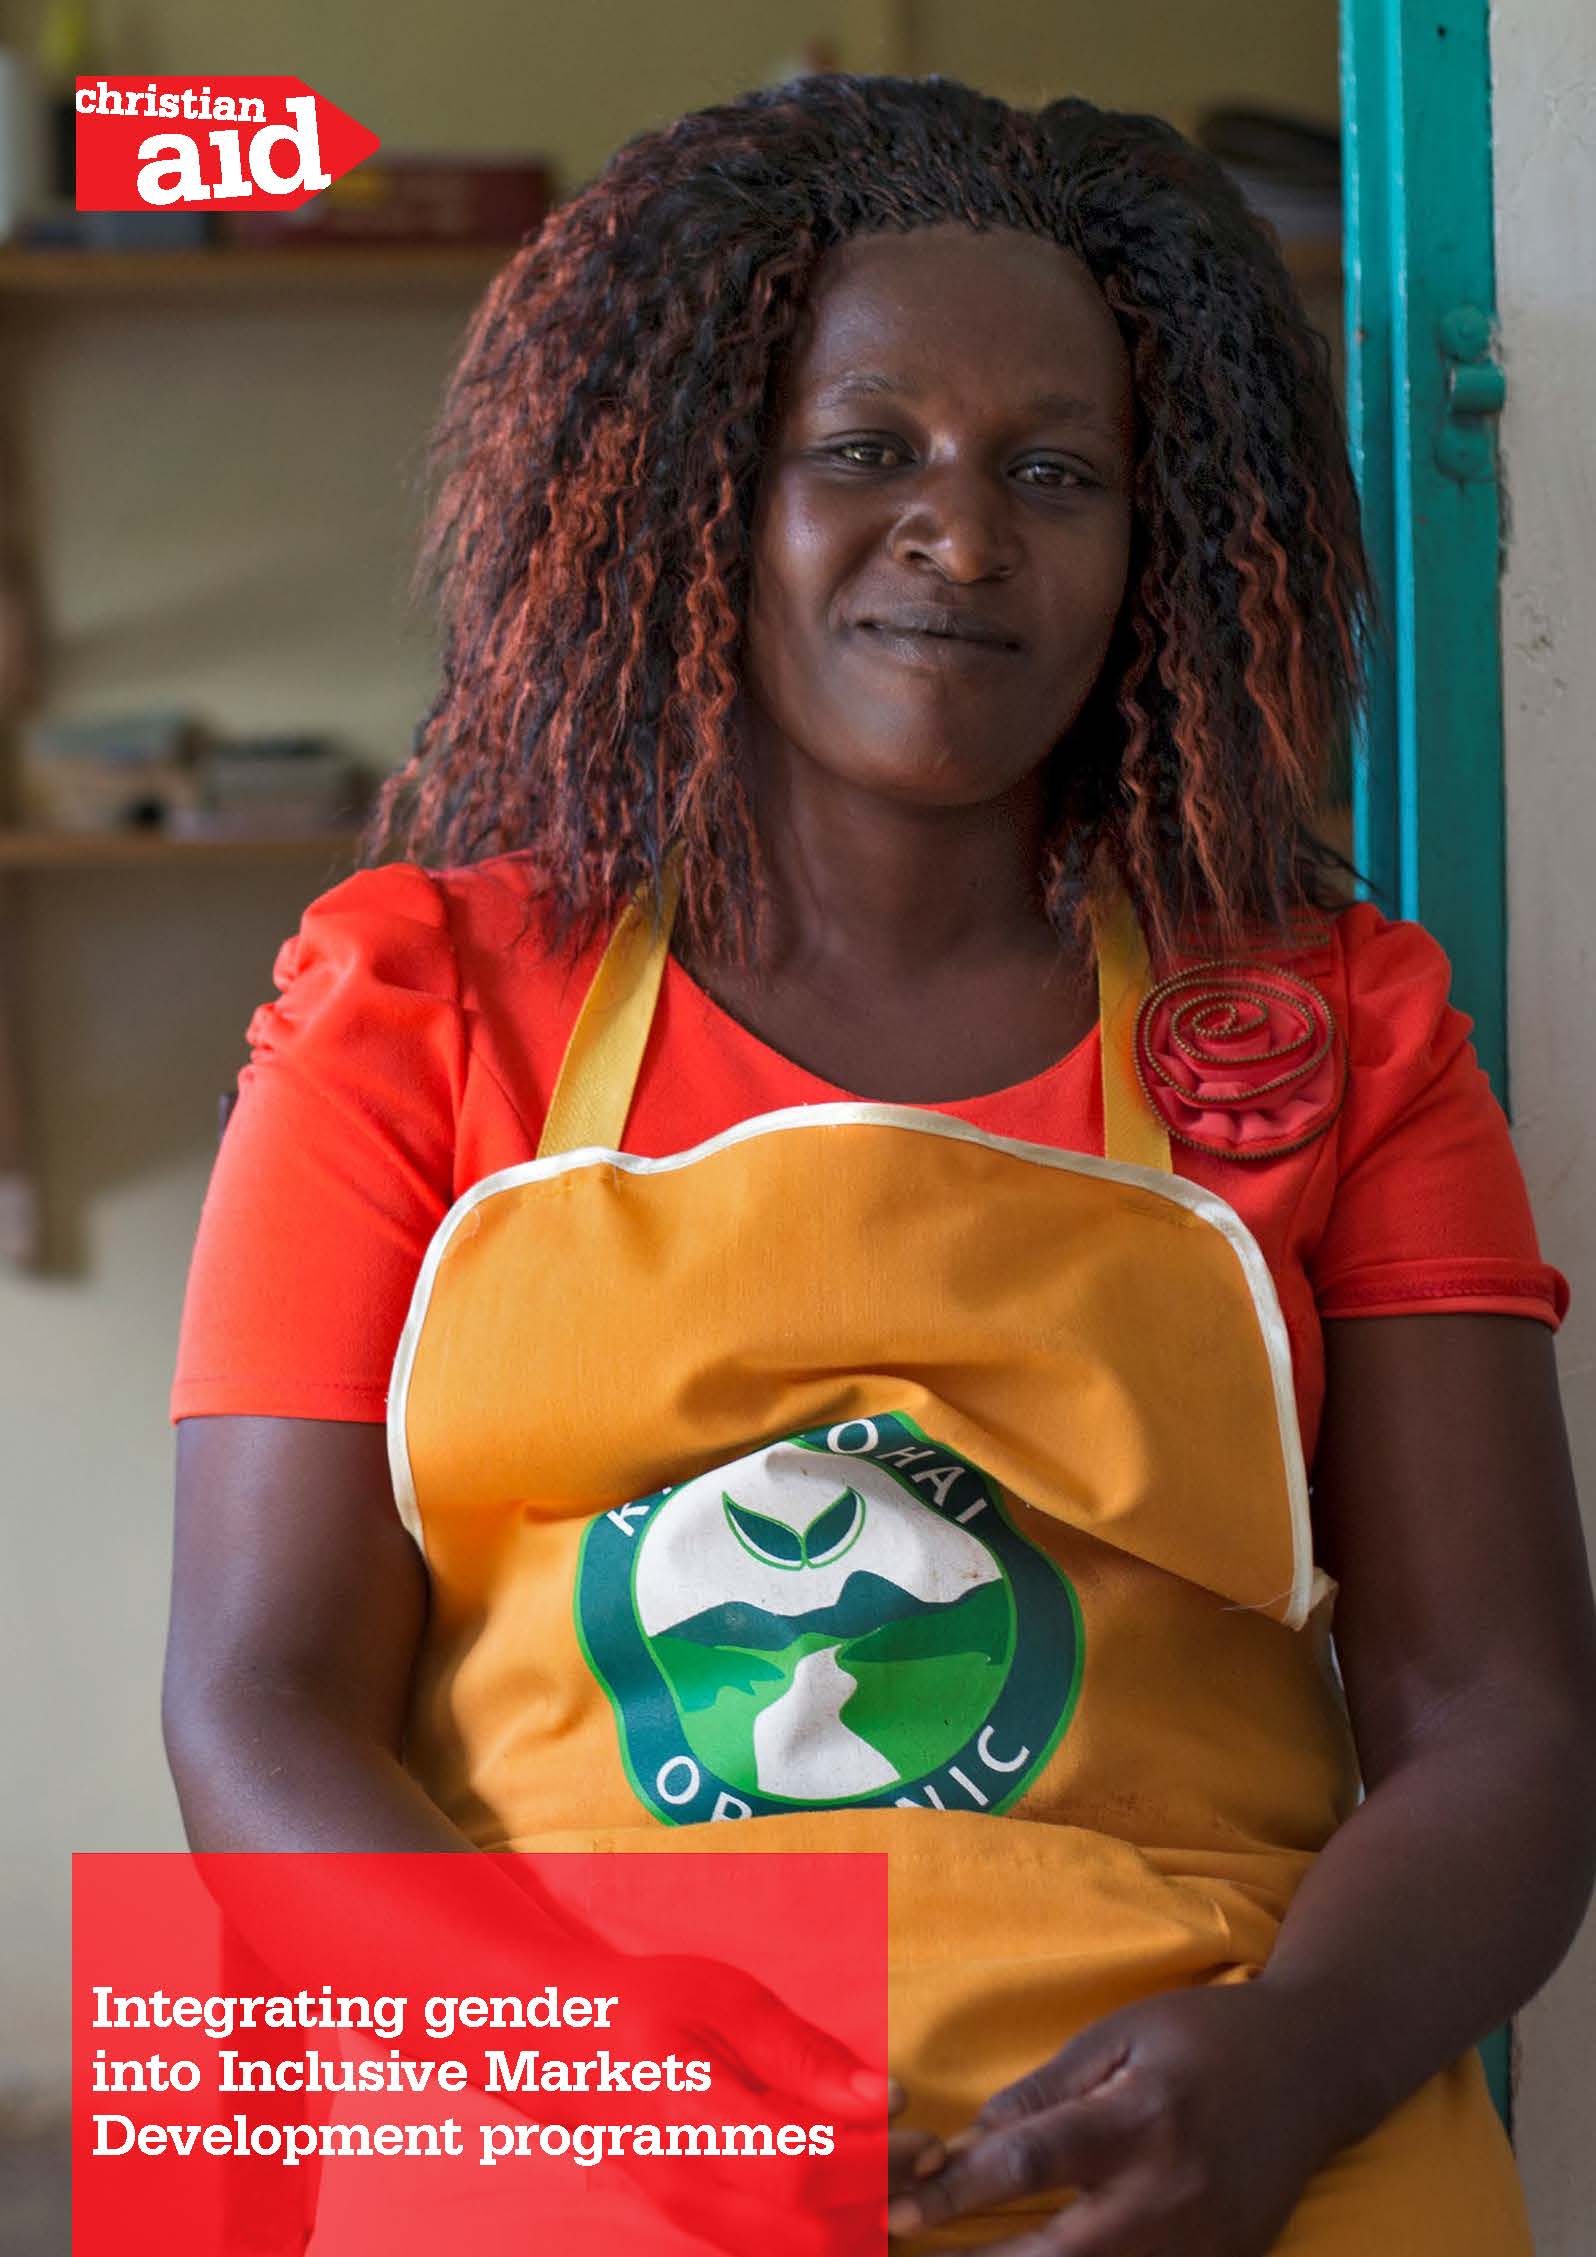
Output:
[162, 1417, 597, 2027]
[1253, 1311, 1596, 2143]
[164, 1415, 467, 1853]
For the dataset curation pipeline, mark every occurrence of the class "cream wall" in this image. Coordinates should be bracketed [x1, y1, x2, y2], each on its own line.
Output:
[0, 0, 1343, 2107]
[1492, 4, 1596, 2250]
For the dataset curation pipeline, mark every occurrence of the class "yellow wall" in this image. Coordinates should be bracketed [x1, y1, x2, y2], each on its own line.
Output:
[0, 0, 1337, 2102]
[911, 0, 1335, 130]
[6, 0, 1336, 187]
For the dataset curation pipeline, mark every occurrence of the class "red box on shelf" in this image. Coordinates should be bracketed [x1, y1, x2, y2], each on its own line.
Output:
[221, 157, 554, 248]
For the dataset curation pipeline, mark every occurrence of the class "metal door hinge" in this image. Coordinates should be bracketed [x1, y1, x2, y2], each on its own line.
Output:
[1437, 305, 1506, 482]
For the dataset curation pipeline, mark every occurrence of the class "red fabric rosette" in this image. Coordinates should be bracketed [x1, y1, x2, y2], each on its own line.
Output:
[1133, 961, 1345, 1161]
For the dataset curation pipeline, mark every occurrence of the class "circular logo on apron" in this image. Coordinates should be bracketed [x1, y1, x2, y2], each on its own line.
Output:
[575, 1413, 1083, 1825]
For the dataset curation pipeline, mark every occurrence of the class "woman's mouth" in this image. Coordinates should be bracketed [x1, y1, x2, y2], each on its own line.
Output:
[851, 620, 1022, 668]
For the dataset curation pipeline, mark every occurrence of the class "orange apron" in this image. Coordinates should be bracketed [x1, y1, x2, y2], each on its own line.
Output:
[385, 884, 1532, 2252]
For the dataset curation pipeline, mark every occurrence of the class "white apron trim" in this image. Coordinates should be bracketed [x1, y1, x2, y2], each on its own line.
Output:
[386, 1102, 1324, 1631]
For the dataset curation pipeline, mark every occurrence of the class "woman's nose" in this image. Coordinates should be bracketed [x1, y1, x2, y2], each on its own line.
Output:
[887, 468, 1019, 583]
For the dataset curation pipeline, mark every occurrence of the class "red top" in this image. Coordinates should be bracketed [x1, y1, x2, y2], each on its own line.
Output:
[171, 855, 1568, 1466]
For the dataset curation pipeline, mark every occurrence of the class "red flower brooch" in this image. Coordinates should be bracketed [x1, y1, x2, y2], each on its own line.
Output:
[1133, 961, 1345, 1161]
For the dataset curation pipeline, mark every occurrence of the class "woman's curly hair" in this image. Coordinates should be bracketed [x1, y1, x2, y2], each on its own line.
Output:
[367, 73, 1371, 968]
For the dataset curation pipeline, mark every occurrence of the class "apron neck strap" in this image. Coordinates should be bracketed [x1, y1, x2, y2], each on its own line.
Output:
[537, 857, 683, 1162]
[536, 864, 1173, 1175]
[1092, 887, 1173, 1174]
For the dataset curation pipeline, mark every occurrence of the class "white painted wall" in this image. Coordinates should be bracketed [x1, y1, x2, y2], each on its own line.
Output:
[1492, 7, 1596, 2251]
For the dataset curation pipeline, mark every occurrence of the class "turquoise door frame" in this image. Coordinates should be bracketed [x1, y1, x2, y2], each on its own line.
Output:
[1340, 0, 1513, 2130]
[1342, 0, 1509, 1096]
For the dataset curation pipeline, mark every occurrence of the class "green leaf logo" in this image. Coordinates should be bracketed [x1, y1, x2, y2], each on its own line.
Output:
[722, 1487, 865, 1572]
[804, 1485, 865, 1566]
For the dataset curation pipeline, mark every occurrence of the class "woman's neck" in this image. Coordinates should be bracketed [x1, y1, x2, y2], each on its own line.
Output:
[741, 730, 1062, 990]
[673, 721, 1098, 1106]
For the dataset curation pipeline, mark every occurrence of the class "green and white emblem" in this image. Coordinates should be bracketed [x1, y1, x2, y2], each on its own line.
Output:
[575, 1413, 1082, 1824]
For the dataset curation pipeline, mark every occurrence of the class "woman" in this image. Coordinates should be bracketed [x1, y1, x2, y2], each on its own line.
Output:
[166, 73, 1596, 2254]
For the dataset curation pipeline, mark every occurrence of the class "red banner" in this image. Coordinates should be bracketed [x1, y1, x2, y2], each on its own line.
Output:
[75, 78, 379, 212]
[73, 1850, 888, 2256]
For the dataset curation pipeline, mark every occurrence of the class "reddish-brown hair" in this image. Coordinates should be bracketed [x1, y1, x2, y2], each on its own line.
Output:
[367, 74, 1371, 967]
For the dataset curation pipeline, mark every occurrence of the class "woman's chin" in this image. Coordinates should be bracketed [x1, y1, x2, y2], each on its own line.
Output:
[828, 743, 1036, 810]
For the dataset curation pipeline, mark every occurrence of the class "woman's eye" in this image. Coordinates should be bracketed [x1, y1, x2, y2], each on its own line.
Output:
[1016, 460, 1089, 490]
[827, 438, 903, 467]
[820, 442, 1091, 490]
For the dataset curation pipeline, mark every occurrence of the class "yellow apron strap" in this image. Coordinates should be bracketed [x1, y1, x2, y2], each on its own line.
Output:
[538, 862, 1172, 1175]
[1092, 889, 1174, 1176]
[536, 860, 681, 1159]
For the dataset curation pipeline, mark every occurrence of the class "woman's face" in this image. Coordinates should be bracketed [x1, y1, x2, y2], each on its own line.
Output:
[743, 222, 1135, 810]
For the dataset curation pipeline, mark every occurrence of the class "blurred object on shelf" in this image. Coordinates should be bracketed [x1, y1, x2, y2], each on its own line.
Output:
[174, 730, 369, 839]
[20, 709, 200, 832]
[1196, 105, 1340, 248]
[18, 206, 213, 251]
[18, 715, 366, 838]
[222, 155, 554, 249]
[0, 50, 46, 242]
[765, 39, 840, 87]
[8, 4, 215, 254]
[34, 0, 91, 208]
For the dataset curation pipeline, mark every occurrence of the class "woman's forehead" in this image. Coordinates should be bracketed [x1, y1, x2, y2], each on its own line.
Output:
[782, 223, 1130, 416]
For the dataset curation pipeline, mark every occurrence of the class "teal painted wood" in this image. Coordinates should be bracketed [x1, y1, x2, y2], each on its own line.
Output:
[1342, 0, 1508, 1098]
[1341, 0, 1401, 912]
[1339, 0, 1512, 2139]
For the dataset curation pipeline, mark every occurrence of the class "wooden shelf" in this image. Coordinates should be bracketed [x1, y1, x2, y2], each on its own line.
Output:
[0, 828, 360, 870]
[0, 236, 1338, 300]
[0, 244, 507, 297]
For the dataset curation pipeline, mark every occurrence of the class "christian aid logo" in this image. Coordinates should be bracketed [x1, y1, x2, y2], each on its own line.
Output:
[75, 77, 379, 213]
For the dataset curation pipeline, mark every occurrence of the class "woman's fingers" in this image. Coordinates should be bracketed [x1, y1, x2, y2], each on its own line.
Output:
[883, 2075, 946, 2223]
[976, 2029, 1133, 2130]
[887, 2087, 1135, 2236]
[888, 2127, 945, 2198]
[665, 1954, 887, 2117]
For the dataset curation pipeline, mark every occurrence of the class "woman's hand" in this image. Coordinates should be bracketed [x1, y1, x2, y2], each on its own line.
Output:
[600, 1950, 889, 2257]
[628, 2045, 937, 2257]
[888, 1981, 1348, 2254]
[888, 2077, 945, 2209]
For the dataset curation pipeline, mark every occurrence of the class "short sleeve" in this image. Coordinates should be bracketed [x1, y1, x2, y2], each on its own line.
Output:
[1309, 904, 1569, 1328]
[170, 863, 465, 1423]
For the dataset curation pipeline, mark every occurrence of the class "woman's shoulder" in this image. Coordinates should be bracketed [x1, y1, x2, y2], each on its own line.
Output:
[1301, 899, 1477, 1111]
[278, 850, 590, 1002]
[1319, 895, 1459, 1008]
[246, 853, 599, 1120]
[1203, 896, 1467, 1063]
[1219, 894, 1456, 991]
[1271, 896, 1484, 1150]
[288, 847, 547, 939]
[269, 858, 457, 1001]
